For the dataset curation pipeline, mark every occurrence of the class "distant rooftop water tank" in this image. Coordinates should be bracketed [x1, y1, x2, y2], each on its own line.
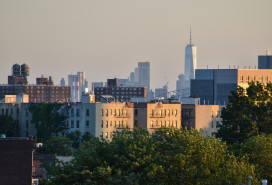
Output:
[12, 64, 21, 76]
[21, 63, 29, 76]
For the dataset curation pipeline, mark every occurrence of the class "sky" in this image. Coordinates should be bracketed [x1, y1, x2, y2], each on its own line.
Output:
[0, 0, 271, 91]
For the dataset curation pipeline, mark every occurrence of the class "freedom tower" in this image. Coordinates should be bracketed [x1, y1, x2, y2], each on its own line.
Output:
[185, 28, 197, 81]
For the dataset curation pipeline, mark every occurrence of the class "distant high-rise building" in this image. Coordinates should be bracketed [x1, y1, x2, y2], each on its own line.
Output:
[68, 72, 88, 102]
[185, 28, 197, 81]
[155, 85, 168, 99]
[60, 78, 65, 86]
[258, 51, 272, 69]
[138, 62, 150, 92]
[175, 29, 197, 98]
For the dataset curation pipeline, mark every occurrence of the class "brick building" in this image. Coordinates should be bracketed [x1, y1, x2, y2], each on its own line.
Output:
[0, 137, 33, 185]
[0, 64, 71, 103]
[94, 78, 147, 102]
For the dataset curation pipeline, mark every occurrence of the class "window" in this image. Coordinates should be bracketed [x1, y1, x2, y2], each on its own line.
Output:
[240, 76, 243, 82]
[121, 121, 123, 127]
[114, 121, 117, 128]
[86, 120, 89, 128]
[216, 121, 220, 128]
[135, 120, 138, 127]
[259, 76, 263, 82]
[71, 121, 74, 128]
[105, 132, 108, 139]
[246, 76, 249, 82]
[6, 109, 8, 115]
[160, 110, 162, 116]
[101, 132, 103, 138]
[76, 109, 80, 117]
[160, 121, 163, 127]
[211, 111, 213, 117]
[86, 109, 89, 116]
[110, 109, 112, 115]
[106, 121, 108, 128]
[118, 121, 121, 128]
[101, 121, 103, 128]
[10, 109, 13, 115]
[134, 109, 138, 116]
[106, 109, 108, 116]
[156, 121, 158, 126]
[151, 121, 154, 127]
[175, 121, 178, 127]
[71, 109, 74, 117]
[175, 109, 177, 116]
[26, 120, 29, 128]
[26, 109, 29, 117]
[1, 109, 4, 115]
[76, 121, 80, 128]
[167, 121, 170, 127]
[101, 109, 104, 116]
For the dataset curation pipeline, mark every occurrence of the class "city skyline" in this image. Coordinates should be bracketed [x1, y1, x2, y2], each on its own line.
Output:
[0, 0, 271, 91]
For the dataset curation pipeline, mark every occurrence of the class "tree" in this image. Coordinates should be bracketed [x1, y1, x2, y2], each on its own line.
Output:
[66, 130, 81, 149]
[29, 103, 67, 141]
[215, 82, 272, 144]
[240, 134, 272, 182]
[40, 128, 258, 185]
[81, 131, 93, 143]
[0, 114, 20, 136]
[44, 136, 73, 156]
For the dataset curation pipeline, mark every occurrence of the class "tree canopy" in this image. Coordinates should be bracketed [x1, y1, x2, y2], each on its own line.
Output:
[0, 114, 20, 137]
[215, 82, 272, 144]
[43, 136, 73, 156]
[29, 103, 67, 141]
[40, 128, 257, 185]
[240, 134, 272, 183]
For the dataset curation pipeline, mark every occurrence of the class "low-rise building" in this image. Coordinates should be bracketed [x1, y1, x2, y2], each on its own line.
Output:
[134, 102, 182, 133]
[182, 104, 225, 137]
[0, 136, 33, 185]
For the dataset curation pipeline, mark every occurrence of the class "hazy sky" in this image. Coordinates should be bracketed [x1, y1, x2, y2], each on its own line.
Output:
[0, 0, 271, 91]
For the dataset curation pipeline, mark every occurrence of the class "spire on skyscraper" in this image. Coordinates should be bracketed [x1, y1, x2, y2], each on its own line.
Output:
[190, 27, 192, 45]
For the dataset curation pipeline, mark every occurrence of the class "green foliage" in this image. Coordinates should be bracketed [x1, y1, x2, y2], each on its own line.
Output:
[240, 134, 272, 182]
[0, 114, 20, 136]
[81, 131, 94, 143]
[44, 136, 73, 156]
[66, 130, 81, 149]
[40, 128, 257, 185]
[216, 82, 272, 144]
[29, 103, 66, 141]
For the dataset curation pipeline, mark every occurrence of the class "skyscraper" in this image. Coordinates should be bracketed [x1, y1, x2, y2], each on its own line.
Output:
[175, 29, 197, 98]
[138, 61, 150, 92]
[185, 28, 197, 81]
[68, 72, 88, 102]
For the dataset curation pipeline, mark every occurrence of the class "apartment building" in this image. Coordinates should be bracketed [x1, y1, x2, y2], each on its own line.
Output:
[134, 102, 182, 133]
[0, 103, 35, 137]
[182, 104, 225, 137]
